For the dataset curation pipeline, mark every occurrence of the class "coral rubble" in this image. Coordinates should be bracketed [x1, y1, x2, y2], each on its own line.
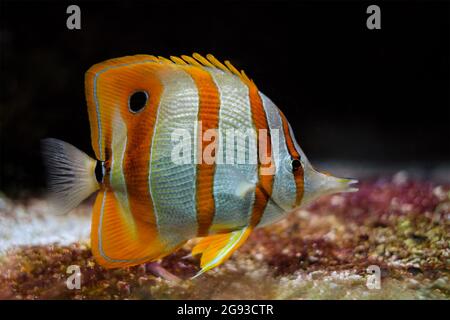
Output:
[0, 175, 448, 299]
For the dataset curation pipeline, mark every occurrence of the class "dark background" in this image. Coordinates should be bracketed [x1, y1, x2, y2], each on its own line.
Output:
[1, 1, 449, 197]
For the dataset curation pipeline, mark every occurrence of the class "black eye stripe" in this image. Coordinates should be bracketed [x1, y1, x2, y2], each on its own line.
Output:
[95, 160, 104, 183]
[128, 91, 148, 113]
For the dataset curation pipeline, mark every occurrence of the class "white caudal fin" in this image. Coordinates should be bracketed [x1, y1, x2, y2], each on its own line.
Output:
[41, 138, 100, 214]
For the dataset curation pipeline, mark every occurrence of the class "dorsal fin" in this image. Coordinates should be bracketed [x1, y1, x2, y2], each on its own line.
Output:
[158, 53, 255, 87]
[88, 53, 255, 88]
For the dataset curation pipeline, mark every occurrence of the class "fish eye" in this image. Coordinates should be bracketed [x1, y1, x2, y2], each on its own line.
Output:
[128, 90, 148, 113]
[291, 159, 301, 171]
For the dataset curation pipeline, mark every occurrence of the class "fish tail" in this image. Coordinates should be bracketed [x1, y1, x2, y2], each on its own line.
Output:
[41, 138, 101, 214]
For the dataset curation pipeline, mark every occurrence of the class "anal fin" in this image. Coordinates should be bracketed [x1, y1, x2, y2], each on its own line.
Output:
[91, 189, 185, 268]
[191, 227, 253, 278]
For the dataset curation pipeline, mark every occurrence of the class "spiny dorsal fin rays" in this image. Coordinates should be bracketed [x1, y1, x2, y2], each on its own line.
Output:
[181, 55, 202, 67]
[199, 53, 254, 85]
[153, 53, 255, 87]
[224, 60, 242, 78]
[157, 56, 173, 64]
[192, 53, 215, 68]
[170, 56, 187, 65]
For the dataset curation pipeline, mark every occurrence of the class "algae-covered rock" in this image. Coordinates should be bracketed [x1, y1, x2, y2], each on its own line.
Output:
[0, 176, 449, 299]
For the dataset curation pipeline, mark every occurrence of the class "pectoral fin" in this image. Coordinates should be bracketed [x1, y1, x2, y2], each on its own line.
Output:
[191, 227, 253, 278]
[235, 180, 256, 198]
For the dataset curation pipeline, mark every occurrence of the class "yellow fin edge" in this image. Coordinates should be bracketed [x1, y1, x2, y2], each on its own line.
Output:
[191, 227, 253, 279]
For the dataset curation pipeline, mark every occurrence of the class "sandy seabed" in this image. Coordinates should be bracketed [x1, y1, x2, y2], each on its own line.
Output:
[0, 173, 449, 299]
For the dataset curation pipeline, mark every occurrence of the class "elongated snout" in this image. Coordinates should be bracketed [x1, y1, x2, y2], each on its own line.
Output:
[301, 167, 359, 206]
[324, 175, 359, 194]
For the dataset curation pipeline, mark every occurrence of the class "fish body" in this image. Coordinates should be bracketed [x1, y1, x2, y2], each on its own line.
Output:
[42, 54, 357, 276]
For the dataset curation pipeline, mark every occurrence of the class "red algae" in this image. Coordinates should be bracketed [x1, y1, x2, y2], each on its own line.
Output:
[0, 174, 449, 299]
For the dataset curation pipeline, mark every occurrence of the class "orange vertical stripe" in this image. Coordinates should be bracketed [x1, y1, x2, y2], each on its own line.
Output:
[183, 66, 221, 236]
[120, 65, 164, 230]
[85, 55, 160, 160]
[247, 84, 275, 227]
[86, 58, 166, 248]
[279, 111, 304, 206]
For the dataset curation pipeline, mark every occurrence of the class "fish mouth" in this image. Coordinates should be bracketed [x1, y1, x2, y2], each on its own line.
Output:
[336, 177, 359, 193]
